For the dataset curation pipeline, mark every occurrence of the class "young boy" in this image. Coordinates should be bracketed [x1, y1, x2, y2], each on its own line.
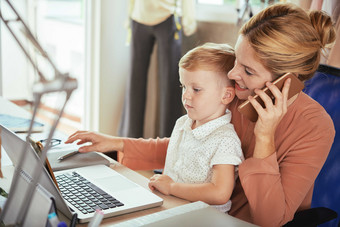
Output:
[148, 43, 244, 213]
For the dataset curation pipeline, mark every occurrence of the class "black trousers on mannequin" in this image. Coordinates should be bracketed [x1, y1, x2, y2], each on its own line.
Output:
[119, 15, 183, 138]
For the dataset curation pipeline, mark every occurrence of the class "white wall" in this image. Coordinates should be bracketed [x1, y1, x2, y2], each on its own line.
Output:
[0, 17, 2, 96]
[95, 0, 130, 135]
[0, 0, 32, 100]
[86, 0, 164, 137]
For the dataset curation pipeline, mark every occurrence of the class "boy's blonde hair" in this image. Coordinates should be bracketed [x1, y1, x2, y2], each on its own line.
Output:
[179, 43, 235, 79]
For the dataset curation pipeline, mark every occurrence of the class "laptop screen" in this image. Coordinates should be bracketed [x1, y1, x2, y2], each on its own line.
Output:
[0, 125, 75, 219]
[27, 136, 60, 191]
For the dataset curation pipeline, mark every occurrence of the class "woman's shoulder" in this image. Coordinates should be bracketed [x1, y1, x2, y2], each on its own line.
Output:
[292, 92, 332, 122]
[283, 92, 334, 132]
[275, 92, 335, 170]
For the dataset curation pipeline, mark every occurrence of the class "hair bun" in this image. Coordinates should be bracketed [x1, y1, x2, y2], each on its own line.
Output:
[309, 10, 336, 48]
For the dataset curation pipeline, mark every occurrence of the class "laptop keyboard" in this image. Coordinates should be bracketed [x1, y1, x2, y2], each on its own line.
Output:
[56, 172, 124, 214]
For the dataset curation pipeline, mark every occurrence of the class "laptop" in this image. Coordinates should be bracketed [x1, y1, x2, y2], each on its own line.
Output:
[0, 125, 163, 223]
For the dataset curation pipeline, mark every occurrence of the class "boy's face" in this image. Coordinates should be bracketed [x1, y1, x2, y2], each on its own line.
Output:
[179, 68, 232, 128]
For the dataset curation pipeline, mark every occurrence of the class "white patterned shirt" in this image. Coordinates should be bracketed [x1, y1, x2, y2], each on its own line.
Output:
[163, 110, 244, 213]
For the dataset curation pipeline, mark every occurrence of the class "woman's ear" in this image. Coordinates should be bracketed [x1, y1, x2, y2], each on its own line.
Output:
[222, 86, 235, 105]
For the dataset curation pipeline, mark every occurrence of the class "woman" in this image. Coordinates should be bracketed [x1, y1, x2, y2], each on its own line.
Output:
[66, 3, 336, 226]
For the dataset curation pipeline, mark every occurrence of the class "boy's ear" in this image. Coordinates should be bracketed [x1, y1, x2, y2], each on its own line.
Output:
[222, 86, 235, 104]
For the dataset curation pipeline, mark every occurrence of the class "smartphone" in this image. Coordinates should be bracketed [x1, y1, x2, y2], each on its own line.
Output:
[237, 72, 305, 122]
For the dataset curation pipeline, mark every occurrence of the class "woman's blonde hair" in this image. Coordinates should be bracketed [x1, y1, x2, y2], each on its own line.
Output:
[179, 43, 235, 77]
[240, 3, 336, 81]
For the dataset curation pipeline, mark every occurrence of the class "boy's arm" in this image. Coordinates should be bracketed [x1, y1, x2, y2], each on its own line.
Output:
[149, 164, 235, 205]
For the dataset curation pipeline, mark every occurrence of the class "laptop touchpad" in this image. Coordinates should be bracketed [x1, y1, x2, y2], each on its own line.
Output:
[95, 175, 139, 192]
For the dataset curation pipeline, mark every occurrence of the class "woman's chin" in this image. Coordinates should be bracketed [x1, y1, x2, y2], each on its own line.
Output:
[235, 91, 252, 101]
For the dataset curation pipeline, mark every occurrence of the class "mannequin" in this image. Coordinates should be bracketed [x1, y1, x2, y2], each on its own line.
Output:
[119, 0, 197, 138]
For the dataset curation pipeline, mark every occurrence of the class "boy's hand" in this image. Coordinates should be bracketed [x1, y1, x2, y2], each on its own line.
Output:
[148, 174, 174, 195]
[65, 130, 123, 153]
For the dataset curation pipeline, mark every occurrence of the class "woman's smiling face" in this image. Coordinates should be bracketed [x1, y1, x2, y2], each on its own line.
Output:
[228, 35, 275, 100]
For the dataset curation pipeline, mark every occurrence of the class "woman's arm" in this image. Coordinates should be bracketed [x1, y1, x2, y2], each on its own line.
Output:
[240, 94, 335, 226]
[242, 80, 335, 226]
[240, 125, 334, 226]
[249, 79, 290, 159]
[149, 164, 235, 205]
[121, 137, 169, 170]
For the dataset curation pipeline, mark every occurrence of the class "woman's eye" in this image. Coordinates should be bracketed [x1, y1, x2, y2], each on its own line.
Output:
[193, 88, 201, 92]
[245, 68, 253, 76]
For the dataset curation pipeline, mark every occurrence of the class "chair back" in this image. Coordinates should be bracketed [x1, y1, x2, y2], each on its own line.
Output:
[303, 64, 340, 227]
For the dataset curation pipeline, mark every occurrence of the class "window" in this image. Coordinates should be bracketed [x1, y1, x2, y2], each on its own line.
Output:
[0, 0, 85, 133]
[35, 0, 85, 130]
[196, 0, 281, 24]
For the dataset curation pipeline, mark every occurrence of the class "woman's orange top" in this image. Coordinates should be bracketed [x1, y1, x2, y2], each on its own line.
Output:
[121, 92, 335, 227]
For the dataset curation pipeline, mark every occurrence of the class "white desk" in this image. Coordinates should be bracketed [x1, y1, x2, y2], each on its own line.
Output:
[0, 96, 257, 226]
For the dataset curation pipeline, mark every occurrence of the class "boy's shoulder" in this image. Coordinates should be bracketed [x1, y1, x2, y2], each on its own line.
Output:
[176, 114, 190, 124]
[172, 115, 191, 130]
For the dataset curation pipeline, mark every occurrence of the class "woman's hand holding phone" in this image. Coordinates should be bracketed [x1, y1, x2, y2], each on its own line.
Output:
[239, 73, 304, 158]
[251, 78, 292, 158]
[238, 73, 304, 122]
